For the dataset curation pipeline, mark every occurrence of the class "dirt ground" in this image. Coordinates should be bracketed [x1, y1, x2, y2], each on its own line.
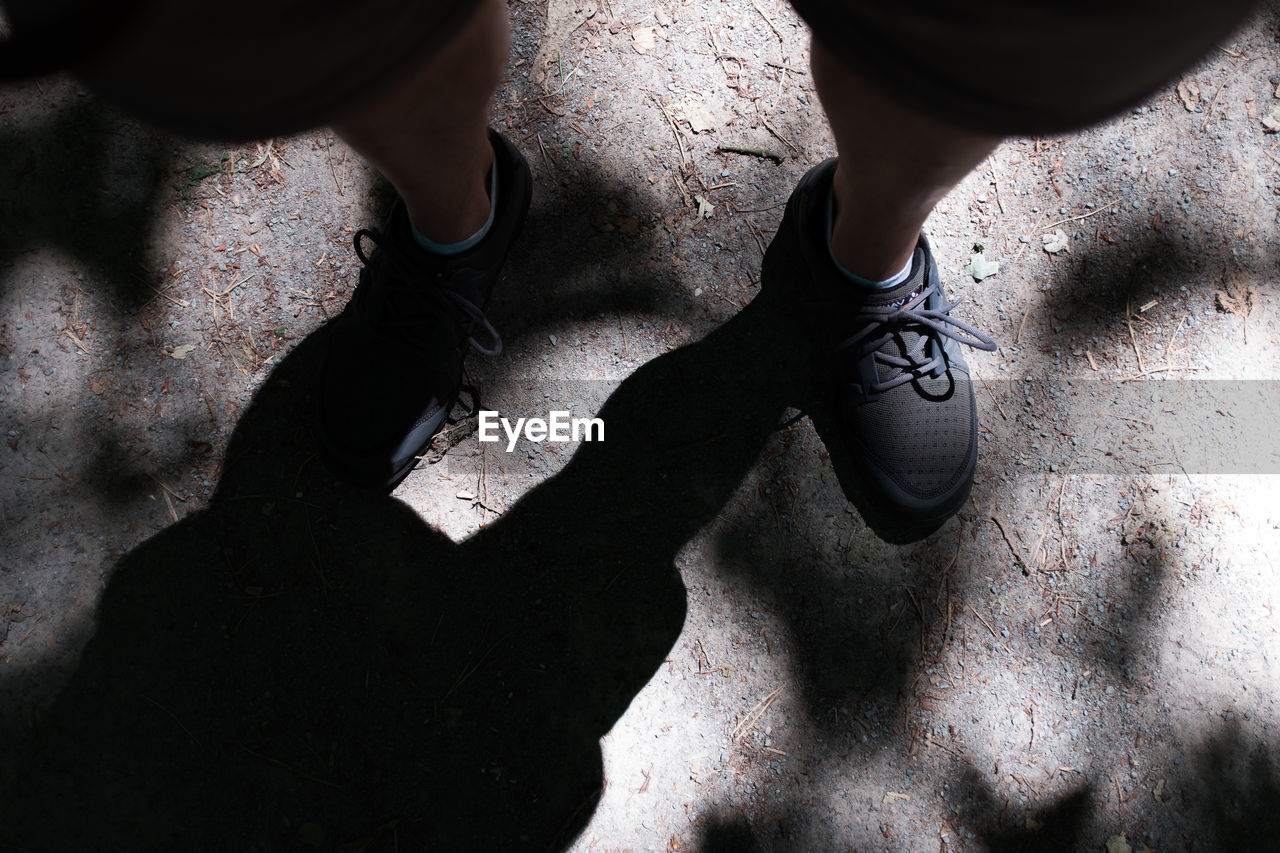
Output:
[3, 1, 1280, 851]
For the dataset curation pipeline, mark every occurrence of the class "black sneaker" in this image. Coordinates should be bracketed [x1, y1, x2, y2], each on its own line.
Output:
[315, 129, 532, 490]
[763, 158, 997, 542]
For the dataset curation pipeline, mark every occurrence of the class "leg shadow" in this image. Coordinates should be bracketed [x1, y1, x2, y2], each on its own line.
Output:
[1, 281, 807, 850]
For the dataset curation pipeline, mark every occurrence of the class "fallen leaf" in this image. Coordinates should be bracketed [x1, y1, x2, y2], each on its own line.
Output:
[1246, 99, 1257, 119]
[169, 344, 197, 360]
[1106, 835, 1132, 853]
[89, 377, 105, 395]
[632, 25, 662, 54]
[679, 98, 716, 133]
[693, 194, 714, 221]
[1042, 228, 1069, 254]
[1177, 79, 1201, 111]
[882, 792, 911, 804]
[1025, 816, 1044, 831]
[456, 490, 476, 501]
[1153, 778, 1166, 802]
[965, 252, 1000, 281]
[1215, 276, 1257, 318]
[654, 6, 672, 26]
[1262, 105, 1280, 132]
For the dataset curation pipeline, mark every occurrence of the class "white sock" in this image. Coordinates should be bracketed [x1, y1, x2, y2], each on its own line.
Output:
[411, 157, 498, 256]
[825, 187, 913, 289]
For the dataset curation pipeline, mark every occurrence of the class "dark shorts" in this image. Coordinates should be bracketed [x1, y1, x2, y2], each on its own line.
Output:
[2, 0, 478, 139]
[1, 0, 1262, 138]
[789, 0, 1263, 134]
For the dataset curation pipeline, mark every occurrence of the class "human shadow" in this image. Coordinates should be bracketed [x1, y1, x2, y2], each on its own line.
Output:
[0, 275, 808, 850]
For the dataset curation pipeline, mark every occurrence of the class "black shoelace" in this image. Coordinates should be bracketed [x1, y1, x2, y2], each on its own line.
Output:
[351, 228, 502, 358]
[840, 282, 996, 393]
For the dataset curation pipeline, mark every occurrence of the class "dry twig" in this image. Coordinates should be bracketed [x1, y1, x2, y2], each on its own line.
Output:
[1163, 313, 1189, 361]
[732, 685, 785, 741]
[990, 514, 1030, 570]
[1126, 297, 1145, 373]
[717, 144, 782, 163]
[748, 0, 785, 44]
[1201, 58, 1259, 132]
[1042, 200, 1118, 232]
[651, 94, 690, 170]
[988, 156, 1007, 215]
[325, 140, 346, 196]
[759, 114, 800, 156]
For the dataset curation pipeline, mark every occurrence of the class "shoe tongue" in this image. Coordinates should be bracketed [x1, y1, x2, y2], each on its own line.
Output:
[867, 247, 939, 380]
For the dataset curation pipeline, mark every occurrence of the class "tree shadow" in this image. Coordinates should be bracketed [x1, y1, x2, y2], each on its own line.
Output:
[698, 811, 766, 852]
[1193, 723, 1280, 852]
[960, 765, 1094, 852]
[1034, 222, 1280, 353]
[0, 87, 170, 305]
[0, 272, 808, 849]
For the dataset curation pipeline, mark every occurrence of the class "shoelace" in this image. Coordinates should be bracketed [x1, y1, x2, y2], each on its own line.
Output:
[839, 282, 996, 393]
[351, 228, 503, 358]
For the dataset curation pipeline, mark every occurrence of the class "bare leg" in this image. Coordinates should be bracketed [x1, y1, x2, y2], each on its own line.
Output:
[810, 40, 1001, 281]
[333, 0, 510, 243]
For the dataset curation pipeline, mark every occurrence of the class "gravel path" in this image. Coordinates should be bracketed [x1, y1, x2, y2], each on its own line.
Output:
[2, 2, 1279, 850]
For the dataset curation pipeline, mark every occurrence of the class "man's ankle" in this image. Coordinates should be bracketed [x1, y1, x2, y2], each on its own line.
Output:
[410, 158, 498, 255]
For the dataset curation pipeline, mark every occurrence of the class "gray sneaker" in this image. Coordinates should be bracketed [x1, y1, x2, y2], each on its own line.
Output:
[314, 130, 532, 490]
[763, 158, 996, 542]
